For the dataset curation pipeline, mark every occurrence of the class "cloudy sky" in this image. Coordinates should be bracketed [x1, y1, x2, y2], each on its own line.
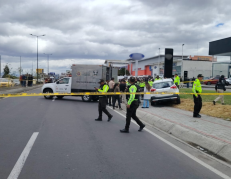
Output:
[0, 0, 231, 75]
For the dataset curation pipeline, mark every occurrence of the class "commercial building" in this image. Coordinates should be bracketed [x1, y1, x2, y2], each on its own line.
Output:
[127, 55, 216, 78]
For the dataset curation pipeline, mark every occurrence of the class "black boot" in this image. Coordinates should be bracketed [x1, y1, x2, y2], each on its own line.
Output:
[120, 129, 129, 133]
[95, 118, 102, 121]
[138, 125, 145, 132]
[108, 115, 113, 122]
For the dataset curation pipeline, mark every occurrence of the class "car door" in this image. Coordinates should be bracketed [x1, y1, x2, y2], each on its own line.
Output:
[55, 78, 71, 93]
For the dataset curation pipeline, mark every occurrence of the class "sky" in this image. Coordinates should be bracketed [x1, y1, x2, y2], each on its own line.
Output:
[0, 0, 231, 75]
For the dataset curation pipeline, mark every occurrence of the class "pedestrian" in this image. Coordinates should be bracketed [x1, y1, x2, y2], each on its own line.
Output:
[142, 82, 151, 108]
[213, 75, 226, 105]
[139, 79, 145, 100]
[120, 79, 127, 104]
[120, 77, 145, 133]
[95, 79, 113, 122]
[174, 74, 180, 88]
[192, 74, 203, 118]
[113, 83, 122, 110]
[108, 77, 115, 106]
[155, 75, 161, 81]
[148, 78, 153, 87]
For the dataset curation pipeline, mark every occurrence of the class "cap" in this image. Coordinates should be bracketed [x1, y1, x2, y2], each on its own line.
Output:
[197, 74, 203, 78]
[130, 77, 136, 82]
[98, 79, 105, 83]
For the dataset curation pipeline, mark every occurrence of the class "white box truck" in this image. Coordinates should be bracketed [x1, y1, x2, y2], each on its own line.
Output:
[41, 64, 118, 102]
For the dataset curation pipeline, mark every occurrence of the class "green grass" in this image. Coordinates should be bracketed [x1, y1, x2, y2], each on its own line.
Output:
[179, 88, 231, 105]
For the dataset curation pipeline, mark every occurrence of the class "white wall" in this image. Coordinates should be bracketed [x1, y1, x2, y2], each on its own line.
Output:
[183, 61, 212, 78]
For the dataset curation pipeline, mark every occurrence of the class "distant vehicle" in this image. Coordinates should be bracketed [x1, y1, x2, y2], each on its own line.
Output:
[0, 78, 15, 87]
[226, 78, 231, 85]
[150, 78, 180, 105]
[204, 76, 229, 85]
[13, 79, 20, 86]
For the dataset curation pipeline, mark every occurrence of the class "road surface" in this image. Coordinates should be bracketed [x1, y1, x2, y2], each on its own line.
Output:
[0, 89, 230, 179]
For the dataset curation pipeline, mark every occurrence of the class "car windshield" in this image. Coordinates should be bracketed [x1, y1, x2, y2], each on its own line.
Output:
[153, 81, 173, 89]
[0, 79, 9, 82]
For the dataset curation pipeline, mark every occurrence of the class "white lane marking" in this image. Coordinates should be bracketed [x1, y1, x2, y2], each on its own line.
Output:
[109, 107, 231, 179]
[7, 132, 39, 179]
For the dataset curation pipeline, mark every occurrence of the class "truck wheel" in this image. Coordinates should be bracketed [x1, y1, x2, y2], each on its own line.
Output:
[176, 96, 181, 104]
[43, 89, 53, 99]
[57, 96, 64, 99]
[82, 95, 92, 102]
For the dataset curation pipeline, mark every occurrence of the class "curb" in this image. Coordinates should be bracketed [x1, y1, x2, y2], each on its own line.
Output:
[120, 103, 231, 162]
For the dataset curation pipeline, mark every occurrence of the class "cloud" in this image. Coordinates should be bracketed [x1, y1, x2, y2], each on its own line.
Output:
[0, 0, 231, 74]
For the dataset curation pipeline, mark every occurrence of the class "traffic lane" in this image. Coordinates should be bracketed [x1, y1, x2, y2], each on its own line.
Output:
[0, 89, 52, 179]
[19, 96, 222, 179]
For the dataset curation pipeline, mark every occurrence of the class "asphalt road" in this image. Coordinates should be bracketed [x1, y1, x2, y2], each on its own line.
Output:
[0, 89, 230, 179]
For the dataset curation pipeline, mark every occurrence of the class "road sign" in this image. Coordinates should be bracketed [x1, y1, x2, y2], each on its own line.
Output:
[129, 53, 145, 60]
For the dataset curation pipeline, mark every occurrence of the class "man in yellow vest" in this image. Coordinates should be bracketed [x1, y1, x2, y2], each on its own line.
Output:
[192, 74, 203, 118]
[174, 74, 180, 88]
[148, 79, 153, 87]
[155, 75, 161, 81]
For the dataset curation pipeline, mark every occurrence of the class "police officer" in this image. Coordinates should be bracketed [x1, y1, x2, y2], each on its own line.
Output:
[120, 77, 145, 133]
[192, 74, 203, 118]
[148, 78, 153, 87]
[155, 75, 161, 81]
[174, 74, 180, 88]
[95, 79, 113, 122]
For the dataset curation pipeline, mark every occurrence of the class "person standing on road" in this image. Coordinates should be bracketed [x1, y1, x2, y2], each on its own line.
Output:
[148, 78, 153, 87]
[174, 74, 180, 88]
[120, 77, 145, 133]
[155, 75, 161, 81]
[213, 75, 226, 105]
[113, 83, 122, 110]
[108, 78, 115, 106]
[120, 79, 127, 104]
[142, 82, 151, 108]
[95, 79, 113, 122]
[192, 74, 203, 118]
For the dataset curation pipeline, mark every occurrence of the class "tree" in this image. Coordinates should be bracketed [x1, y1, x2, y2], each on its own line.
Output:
[118, 68, 130, 76]
[3, 65, 10, 78]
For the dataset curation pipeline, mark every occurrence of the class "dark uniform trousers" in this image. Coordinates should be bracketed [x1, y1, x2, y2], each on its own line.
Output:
[98, 97, 112, 119]
[193, 94, 202, 116]
[125, 100, 144, 130]
[107, 89, 114, 105]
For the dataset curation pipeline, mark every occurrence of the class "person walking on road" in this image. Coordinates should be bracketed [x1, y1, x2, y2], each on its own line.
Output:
[108, 78, 115, 106]
[120, 79, 126, 104]
[120, 77, 145, 133]
[142, 82, 151, 108]
[213, 75, 226, 105]
[192, 74, 203, 118]
[174, 74, 180, 88]
[113, 83, 122, 110]
[95, 79, 113, 122]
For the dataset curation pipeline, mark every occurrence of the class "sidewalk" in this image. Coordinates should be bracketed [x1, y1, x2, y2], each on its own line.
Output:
[0, 85, 42, 96]
[117, 102, 231, 162]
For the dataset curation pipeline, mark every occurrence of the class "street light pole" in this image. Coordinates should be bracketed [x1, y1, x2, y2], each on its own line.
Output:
[0, 55, 1, 78]
[44, 53, 52, 75]
[158, 48, 160, 75]
[182, 44, 185, 78]
[30, 34, 45, 83]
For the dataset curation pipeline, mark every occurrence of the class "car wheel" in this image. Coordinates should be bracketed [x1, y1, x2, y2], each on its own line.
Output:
[43, 89, 53, 99]
[82, 95, 92, 102]
[176, 96, 181, 104]
[207, 82, 211, 85]
[57, 96, 64, 99]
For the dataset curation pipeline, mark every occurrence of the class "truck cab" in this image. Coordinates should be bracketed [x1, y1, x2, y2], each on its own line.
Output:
[42, 77, 72, 99]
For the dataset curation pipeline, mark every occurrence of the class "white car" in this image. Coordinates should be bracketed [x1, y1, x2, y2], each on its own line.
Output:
[226, 78, 231, 85]
[150, 78, 180, 105]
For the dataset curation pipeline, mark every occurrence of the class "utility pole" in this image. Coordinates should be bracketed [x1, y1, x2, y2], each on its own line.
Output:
[158, 48, 160, 75]
[20, 56, 21, 76]
[0, 55, 1, 78]
[182, 44, 185, 78]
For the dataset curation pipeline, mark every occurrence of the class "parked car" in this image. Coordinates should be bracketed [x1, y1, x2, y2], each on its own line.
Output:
[0, 78, 15, 87]
[201, 77, 210, 84]
[226, 78, 231, 85]
[204, 76, 229, 85]
[13, 79, 20, 86]
[150, 78, 180, 105]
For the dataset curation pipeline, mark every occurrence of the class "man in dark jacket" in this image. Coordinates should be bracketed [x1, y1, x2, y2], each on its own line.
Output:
[213, 75, 226, 105]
